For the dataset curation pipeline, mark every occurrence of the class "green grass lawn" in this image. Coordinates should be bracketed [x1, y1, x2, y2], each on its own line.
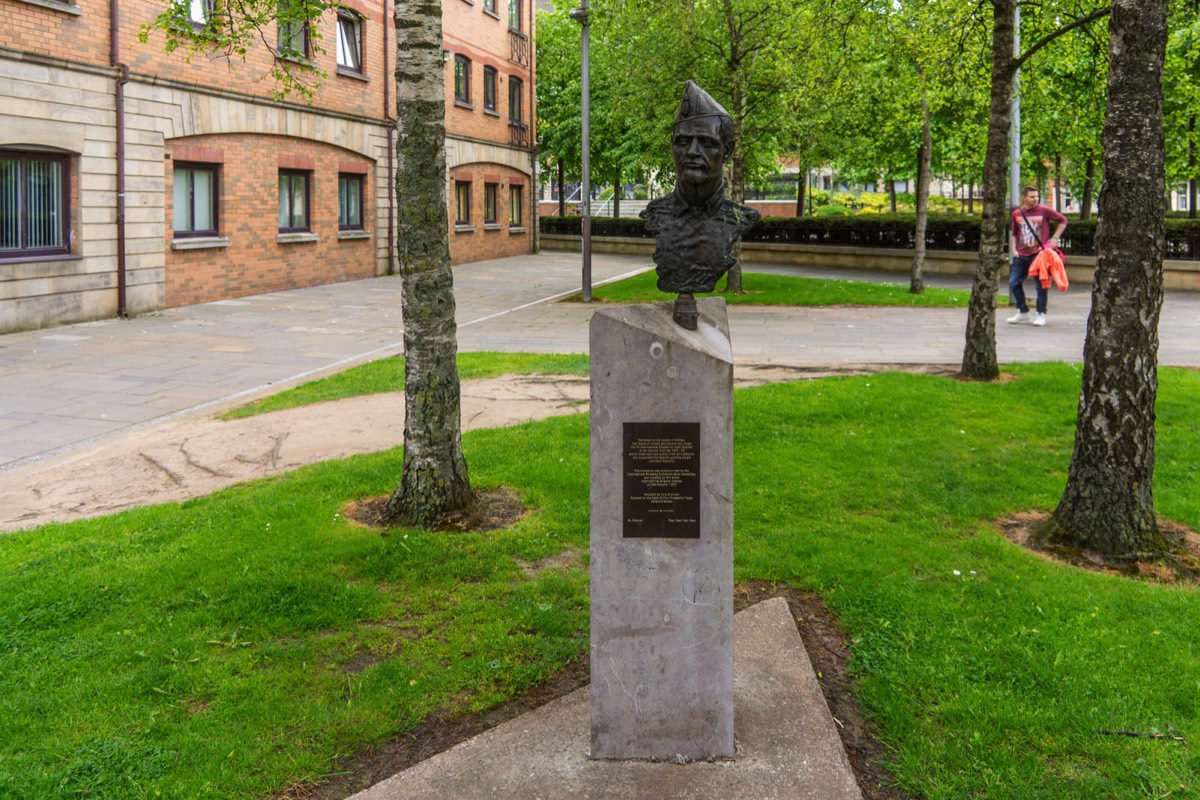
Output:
[221, 351, 591, 419]
[3, 363, 1199, 798]
[592, 269, 988, 307]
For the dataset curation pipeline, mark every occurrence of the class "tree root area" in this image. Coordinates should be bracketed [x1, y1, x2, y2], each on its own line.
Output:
[276, 581, 912, 800]
[997, 511, 1200, 585]
[343, 486, 528, 533]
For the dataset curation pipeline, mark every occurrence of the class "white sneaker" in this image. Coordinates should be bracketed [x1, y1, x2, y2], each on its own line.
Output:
[1006, 311, 1031, 324]
[1032, 313, 1047, 327]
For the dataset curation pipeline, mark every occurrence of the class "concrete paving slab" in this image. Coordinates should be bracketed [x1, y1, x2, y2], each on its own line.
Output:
[349, 597, 862, 800]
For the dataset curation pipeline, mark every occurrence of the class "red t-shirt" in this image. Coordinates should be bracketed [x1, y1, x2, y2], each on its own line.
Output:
[1011, 204, 1067, 257]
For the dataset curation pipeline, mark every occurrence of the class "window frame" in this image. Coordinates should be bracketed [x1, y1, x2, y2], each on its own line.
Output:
[189, 0, 214, 25]
[509, 184, 523, 227]
[484, 183, 498, 224]
[483, 0, 496, 14]
[278, 169, 311, 233]
[454, 181, 472, 225]
[482, 66, 497, 112]
[454, 55, 472, 105]
[172, 162, 219, 239]
[508, 75, 524, 124]
[277, 4, 310, 61]
[507, 0, 521, 32]
[338, 173, 364, 231]
[0, 149, 71, 259]
[335, 10, 363, 73]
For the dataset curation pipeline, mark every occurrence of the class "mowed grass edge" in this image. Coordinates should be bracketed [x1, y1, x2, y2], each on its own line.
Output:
[1, 363, 1198, 798]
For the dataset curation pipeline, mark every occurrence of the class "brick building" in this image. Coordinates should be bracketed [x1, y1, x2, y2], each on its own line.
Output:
[0, 0, 536, 332]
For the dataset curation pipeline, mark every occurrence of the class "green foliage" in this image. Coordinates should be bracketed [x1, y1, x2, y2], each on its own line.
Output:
[813, 203, 854, 216]
[137, 0, 332, 101]
[4, 365, 1200, 797]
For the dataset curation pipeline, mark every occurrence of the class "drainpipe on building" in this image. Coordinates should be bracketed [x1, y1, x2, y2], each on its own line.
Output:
[384, 0, 396, 275]
[110, 0, 129, 316]
[528, 0, 538, 254]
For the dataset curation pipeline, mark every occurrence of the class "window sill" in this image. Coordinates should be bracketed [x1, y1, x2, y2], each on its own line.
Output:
[483, 108, 501, 117]
[483, 223, 503, 231]
[454, 224, 476, 233]
[508, 226, 527, 234]
[171, 236, 229, 251]
[277, 232, 319, 244]
[483, 8, 500, 19]
[454, 100, 475, 110]
[280, 54, 315, 69]
[337, 229, 371, 240]
[0, 252, 79, 265]
[336, 67, 369, 82]
[13, 0, 81, 14]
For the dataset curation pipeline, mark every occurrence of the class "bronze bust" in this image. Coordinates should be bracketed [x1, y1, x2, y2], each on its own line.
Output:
[641, 81, 759, 329]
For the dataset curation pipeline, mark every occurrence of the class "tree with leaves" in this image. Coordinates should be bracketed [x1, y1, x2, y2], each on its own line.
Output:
[1043, 0, 1170, 556]
[960, 0, 1112, 381]
[145, 0, 475, 527]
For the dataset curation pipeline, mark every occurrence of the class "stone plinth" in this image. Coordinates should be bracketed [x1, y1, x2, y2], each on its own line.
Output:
[589, 298, 734, 761]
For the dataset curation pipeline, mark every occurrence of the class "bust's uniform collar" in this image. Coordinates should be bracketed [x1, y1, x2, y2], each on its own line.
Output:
[670, 180, 726, 215]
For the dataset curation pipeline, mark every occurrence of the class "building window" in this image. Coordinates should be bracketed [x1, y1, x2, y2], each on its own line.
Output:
[172, 163, 218, 237]
[484, 183, 498, 224]
[508, 76, 523, 124]
[454, 181, 471, 225]
[484, 0, 496, 13]
[278, 170, 310, 232]
[509, 184, 523, 227]
[508, 0, 521, 31]
[454, 55, 471, 104]
[339, 174, 363, 230]
[483, 67, 497, 112]
[336, 11, 362, 72]
[189, 0, 214, 24]
[278, 4, 308, 59]
[1, 151, 70, 258]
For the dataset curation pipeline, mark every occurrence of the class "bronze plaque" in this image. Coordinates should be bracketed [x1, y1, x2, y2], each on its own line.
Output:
[623, 422, 701, 538]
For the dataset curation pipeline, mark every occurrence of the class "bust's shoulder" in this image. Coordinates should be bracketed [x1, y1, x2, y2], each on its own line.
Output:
[718, 198, 760, 232]
[640, 195, 678, 233]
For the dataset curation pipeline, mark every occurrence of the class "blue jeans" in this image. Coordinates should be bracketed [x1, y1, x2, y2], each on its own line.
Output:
[1009, 254, 1047, 314]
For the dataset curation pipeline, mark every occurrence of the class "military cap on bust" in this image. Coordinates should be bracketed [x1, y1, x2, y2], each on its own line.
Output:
[673, 81, 732, 128]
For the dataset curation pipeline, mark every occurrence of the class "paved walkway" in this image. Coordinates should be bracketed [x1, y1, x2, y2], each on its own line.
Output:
[3, 251, 1199, 471]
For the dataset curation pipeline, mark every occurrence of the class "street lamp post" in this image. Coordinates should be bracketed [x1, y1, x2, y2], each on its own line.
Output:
[569, 1, 592, 301]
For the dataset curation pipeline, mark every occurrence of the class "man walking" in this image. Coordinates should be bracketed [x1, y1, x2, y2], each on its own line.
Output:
[1007, 185, 1068, 326]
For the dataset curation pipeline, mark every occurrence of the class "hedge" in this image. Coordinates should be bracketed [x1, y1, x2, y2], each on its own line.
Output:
[540, 213, 1200, 260]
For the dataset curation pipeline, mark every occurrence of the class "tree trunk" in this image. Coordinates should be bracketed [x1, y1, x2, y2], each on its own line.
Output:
[911, 96, 932, 294]
[960, 0, 1016, 381]
[1054, 153, 1062, 212]
[613, 165, 621, 219]
[1189, 116, 1196, 219]
[968, 179, 974, 215]
[795, 164, 806, 217]
[558, 160, 566, 217]
[724, 96, 747, 293]
[887, 179, 897, 213]
[384, 0, 474, 527]
[1047, 0, 1168, 557]
[1080, 156, 1095, 220]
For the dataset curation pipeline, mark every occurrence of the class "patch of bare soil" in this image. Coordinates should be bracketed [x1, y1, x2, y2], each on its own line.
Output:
[343, 486, 529, 533]
[278, 580, 912, 800]
[996, 511, 1200, 585]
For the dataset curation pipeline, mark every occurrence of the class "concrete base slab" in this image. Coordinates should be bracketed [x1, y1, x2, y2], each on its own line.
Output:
[350, 597, 862, 800]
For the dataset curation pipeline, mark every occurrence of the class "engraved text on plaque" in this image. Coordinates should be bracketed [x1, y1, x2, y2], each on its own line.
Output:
[623, 422, 701, 538]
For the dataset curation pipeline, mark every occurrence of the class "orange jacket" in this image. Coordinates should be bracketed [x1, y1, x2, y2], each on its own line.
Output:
[1028, 248, 1069, 291]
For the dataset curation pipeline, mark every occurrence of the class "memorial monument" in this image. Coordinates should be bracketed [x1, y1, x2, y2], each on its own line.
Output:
[589, 81, 757, 761]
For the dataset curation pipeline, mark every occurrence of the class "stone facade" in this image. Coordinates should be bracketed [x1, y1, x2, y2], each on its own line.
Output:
[1, 0, 535, 332]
